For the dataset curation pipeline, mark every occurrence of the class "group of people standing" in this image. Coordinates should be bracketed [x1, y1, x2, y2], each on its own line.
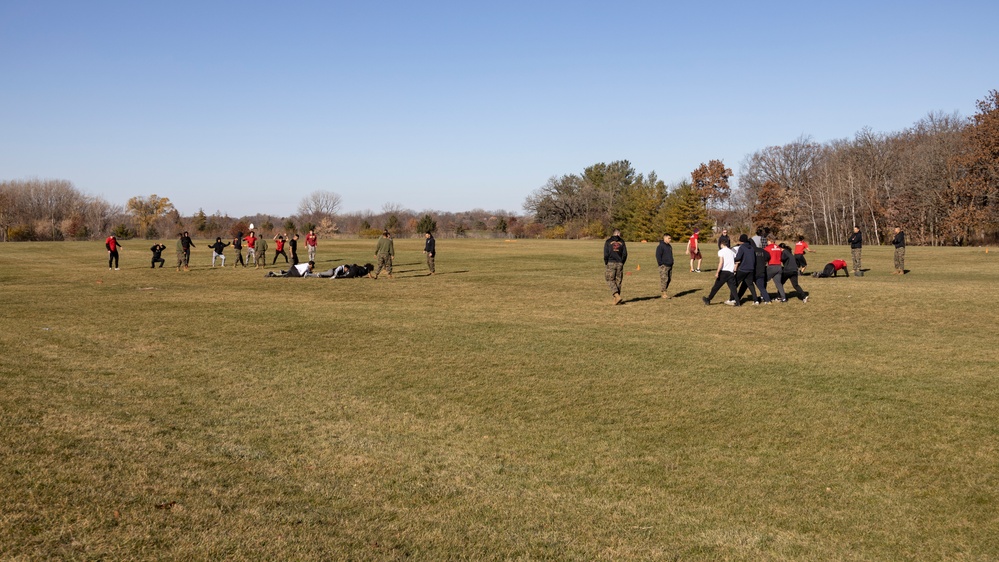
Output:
[603, 225, 908, 306]
[148, 229, 321, 271]
[119, 228, 439, 279]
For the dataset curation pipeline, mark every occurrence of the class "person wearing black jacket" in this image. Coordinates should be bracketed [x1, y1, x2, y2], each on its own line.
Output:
[891, 227, 906, 274]
[717, 228, 730, 249]
[848, 226, 863, 274]
[150, 244, 166, 268]
[209, 237, 230, 267]
[424, 231, 436, 275]
[733, 234, 758, 304]
[603, 229, 628, 305]
[779, 243, 808, 302]
[232, 233, 245, 268]
[290, 234, 300, 265]
[655, 234, 674, 299]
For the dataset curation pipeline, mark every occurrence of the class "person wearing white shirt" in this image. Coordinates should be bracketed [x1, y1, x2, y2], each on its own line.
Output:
[702, 241, 739, 306]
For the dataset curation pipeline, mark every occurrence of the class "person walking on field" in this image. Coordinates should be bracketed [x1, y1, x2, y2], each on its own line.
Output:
[733, 234, 758, 304]
[686, 228, 702, 272]
[105, 235, 122, 270]
[655, 233, 674, 299]
[306, 230, 318, 262]
[702, 239, 739, 306]
[779, 243, 809, 302]
[848, 226, 863, 275]
[765, 239, 787, 302]
[175, 233, 187, 272]
[150, 243, 166, 268]
[794, 235, 814, 274]
[891, 227, 906, 274]
[371, 231, 395, 279]
[604, 229, 628, 305]
[181, 231, 195, 269]
[209, 237, 230, 267]
[424, 231, 436, 275]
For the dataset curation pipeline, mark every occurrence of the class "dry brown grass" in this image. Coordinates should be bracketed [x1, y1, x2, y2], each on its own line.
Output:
[1, 239, 997, 560]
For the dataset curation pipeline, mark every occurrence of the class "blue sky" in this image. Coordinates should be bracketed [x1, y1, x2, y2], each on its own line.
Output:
[2, 1, 997, 217]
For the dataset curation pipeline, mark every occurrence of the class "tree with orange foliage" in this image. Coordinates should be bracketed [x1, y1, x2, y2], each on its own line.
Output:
[691, 159, 734, 204]
[946, 90, 999, 245]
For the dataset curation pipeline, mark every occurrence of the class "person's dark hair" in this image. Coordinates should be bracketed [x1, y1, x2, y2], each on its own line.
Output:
[756, 228, 763, 236]
[798, 235, 805, 241]
[363, 263, 374, 273]
[308, 261, 315, 267]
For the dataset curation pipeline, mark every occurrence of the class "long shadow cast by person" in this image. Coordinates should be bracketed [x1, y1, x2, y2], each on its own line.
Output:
[622, 295, 664, 304]
[671, 288, 701, 298]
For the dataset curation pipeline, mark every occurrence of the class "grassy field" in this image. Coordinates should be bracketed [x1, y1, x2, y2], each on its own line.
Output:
[1, 239, 997, 560]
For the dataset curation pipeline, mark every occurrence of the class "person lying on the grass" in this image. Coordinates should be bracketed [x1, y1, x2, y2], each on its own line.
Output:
[266, 261, 315, 277]
[315, 263, 374, 278]
[812, 259, 849, 278]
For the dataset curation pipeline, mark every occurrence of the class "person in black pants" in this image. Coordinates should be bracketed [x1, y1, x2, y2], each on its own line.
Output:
[150, 244, 166, 268]
[733, 235, 758, 304]
[779, 243, 809, 302]
[702, 240, 739, 306]
[290, 234, 300, 265]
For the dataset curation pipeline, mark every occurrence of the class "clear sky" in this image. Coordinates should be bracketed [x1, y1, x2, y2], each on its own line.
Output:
[2, 1, 997, 217]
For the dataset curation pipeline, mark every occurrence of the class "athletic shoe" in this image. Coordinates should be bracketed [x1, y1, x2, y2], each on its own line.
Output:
[695, 268, 701, 273]
[701, 297, 710, 306]
[723, 300, 736, 306]
[780, 298, 788, 303]
[114, 268, 120, 270]
[803, 296, 809, 303]
[752, 300, 760, 306]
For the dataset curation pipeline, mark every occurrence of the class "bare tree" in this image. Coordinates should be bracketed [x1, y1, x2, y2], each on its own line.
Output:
[298, 190, 343, 221]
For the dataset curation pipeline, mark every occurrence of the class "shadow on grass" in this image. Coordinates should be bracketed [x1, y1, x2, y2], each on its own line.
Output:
[671, 289, 701, 298]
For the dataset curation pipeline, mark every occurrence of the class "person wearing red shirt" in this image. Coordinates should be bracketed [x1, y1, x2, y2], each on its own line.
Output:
[244, 231, 257, 264]
[793, 235, 814, 274]
[765, 241, 787, 301]
[105, 235, 122, 270]
[685, 228, 702, 273]
[306, 230, 318, 262]
[813, 259, 850, 278]
[272, 234, 289, 265]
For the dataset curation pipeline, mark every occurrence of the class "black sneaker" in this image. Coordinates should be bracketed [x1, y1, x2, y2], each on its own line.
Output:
[702, 297, 710, 306]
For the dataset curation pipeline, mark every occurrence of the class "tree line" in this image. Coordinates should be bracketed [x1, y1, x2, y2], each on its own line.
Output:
[525, 89, 999, 246]
[0, 181, 523, 242]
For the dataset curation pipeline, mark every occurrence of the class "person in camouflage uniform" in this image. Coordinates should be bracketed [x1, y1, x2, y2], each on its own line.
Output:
[372, 231, 395, 279]
[603, 229, 628, 305]
[255, 237, 268, 269]
[891, 226, 906, 274]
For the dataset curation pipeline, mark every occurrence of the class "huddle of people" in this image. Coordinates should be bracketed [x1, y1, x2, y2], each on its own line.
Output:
[605, 225, 909, 305]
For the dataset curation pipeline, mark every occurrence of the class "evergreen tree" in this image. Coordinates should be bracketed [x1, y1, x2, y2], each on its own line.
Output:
[658, 182, 712, 242]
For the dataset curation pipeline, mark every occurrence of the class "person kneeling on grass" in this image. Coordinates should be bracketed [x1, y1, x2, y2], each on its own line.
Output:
[315, 263, 374, 279]
[266, 261, 315, 277]
[813, 259, 850, 278]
